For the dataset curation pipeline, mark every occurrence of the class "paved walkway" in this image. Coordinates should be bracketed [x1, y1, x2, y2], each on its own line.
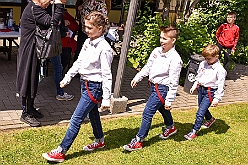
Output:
[0, 46, 248, 130]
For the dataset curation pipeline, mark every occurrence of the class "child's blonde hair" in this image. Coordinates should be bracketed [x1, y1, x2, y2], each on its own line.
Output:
[159, 26, 178, 39]
[202, 44, 220, 57]
[84, 11, 110, 34]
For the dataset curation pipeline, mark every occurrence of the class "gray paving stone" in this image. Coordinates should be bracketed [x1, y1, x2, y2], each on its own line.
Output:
[0, 48, 248, 130]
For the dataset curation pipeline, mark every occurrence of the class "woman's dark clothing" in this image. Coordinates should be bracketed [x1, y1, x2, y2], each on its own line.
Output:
[16, 2, 64, 99]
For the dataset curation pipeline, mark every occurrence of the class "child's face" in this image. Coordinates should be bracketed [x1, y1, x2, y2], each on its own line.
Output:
[227, 14, 236, 24]
[204, 55, 219, 65]
[85, 20, 103, 40]
[160, 32, 176, 53]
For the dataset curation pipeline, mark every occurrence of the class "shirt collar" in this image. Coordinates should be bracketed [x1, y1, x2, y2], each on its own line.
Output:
[204, 60, 220, 69]
[159, 46, 176, 57]
[89, 35, 105, 47]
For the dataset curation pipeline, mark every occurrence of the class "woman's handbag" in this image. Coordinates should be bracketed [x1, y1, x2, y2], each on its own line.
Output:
[31, 3, 62, 59]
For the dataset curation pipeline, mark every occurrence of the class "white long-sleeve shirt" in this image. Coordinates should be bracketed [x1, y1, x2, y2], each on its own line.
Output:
[61, 35, 113, 106]
[191, 60, 227, 103]
[133, 46, 182, 106]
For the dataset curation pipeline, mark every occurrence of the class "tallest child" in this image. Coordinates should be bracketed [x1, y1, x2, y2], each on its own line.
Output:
[42, 11, 113, 162]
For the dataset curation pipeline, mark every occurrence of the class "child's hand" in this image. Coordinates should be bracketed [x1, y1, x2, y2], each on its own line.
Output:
[78, 5, 83, 11]
[60, 81, 66, 88]
[131, 80, 137, 88]
[64, 20, 70, 26]
[211, 101, 218, 107]
[100, 106, 110, 111]
[189, 88, 195, 94]
[66, 32, 70, 37]
[164, 105, 171, 110]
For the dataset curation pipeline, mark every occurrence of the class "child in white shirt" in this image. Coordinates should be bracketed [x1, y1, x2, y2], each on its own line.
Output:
[184, 44, 226, 140]
[42, 11, 113, 162]
[123, 26, 182, 151]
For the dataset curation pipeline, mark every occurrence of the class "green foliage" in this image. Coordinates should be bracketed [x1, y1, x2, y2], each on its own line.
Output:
[195, 0, 248, 65]
[176, 13, 215, 65]
[127, 0, 248, 69]
[127, 4, 169, 69]
[0, 103, 248, 164]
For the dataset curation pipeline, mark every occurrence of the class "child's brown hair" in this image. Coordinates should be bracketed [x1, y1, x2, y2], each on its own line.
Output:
[84, 11, 110, 34]
[159, 26, 178, 39]
[227, 11, 237, 17]
[202, 44, 220, 57]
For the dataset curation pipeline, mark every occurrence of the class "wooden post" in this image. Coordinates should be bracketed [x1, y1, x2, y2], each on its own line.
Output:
[113, 0, 139, 98]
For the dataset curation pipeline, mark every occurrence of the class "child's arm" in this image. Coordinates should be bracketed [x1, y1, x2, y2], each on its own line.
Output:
[189, 62, 203, 94]
[232, 26, 240, 52]
[216, 24, 224, 43]
[132, 50, 156, 85]
[212, 68, 227, 106]
[164, 58, 182, 107]
[60, 42, 85, 87]
[100, 48, 114, 107]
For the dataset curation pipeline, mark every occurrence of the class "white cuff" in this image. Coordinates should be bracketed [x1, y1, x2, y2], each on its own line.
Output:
[165, 100, 172, 107]
[212, 98, 220, 103]
[101, 99, 110, 107]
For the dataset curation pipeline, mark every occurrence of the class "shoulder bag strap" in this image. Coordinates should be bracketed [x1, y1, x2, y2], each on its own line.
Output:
[31, 6, 37, 26]
[51, 1, 55, 26]
[31, 2, 55, 26]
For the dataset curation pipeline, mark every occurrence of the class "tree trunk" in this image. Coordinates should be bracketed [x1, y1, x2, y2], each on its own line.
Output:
[162, 0, 172, 20]
[184, 0, 200, 21]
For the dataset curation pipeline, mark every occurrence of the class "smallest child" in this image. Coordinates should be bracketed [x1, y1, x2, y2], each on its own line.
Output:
[184, 44, 227, 140]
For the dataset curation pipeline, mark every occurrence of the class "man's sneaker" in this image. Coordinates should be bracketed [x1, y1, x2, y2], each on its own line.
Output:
[20, 113, 40, 127]
[184, 130, 197, 140]
[28, 108, 44, 118]
[83, 141, 105, 151]
[42, 149, 65, 163]
[159, 126, 177, 139]
[201, 117, 216, 128]
[123, 138, 143, 152]
[56, 92, 74, 101]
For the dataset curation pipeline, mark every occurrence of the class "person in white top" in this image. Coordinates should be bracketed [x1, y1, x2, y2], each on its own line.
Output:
[123, 26, 183, 152]
[184, 44, 227, 140]
[42, 11, 113, 162]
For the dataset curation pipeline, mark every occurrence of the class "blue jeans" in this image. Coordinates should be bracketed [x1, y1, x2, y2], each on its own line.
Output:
[60, 80, 103, 152]
[137, 83, 174, 140]
[50, 55, 64, 96]
[193, 86, 217, 131]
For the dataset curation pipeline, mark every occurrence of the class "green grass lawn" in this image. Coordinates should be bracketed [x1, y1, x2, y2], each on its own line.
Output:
[1, 103, 248, 165]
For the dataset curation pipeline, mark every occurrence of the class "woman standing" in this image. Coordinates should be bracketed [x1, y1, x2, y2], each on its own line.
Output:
[16, 0, 65, 127]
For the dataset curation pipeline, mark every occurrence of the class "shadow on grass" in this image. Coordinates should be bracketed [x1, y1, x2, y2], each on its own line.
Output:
[63, 119, 229, 160]
[146, 119, 230, 147]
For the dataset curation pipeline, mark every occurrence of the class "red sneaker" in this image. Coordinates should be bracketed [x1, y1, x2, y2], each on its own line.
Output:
[159, 126, 177, 139]
[184, 131, 197, 140]
[42, 149, 65, 162]
[201, 117, 216, 128]
[83, 141, 105, 151]
[123, 138, 143, 151]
